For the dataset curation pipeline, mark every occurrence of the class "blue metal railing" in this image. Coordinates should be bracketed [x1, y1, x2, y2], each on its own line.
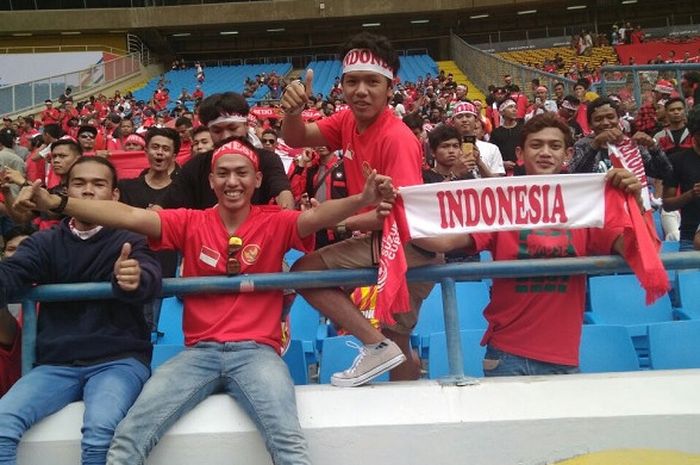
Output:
[598, 63, 700, 107]
[17, 252, 700, 382]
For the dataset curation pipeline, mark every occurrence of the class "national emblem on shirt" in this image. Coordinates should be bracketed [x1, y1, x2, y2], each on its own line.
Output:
[241, 244, 261, 265]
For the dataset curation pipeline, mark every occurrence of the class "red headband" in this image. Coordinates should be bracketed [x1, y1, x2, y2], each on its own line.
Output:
[211, 139, 259, 171]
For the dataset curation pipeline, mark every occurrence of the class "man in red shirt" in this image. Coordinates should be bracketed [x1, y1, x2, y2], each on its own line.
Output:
[281, 32, 440, 383]
[40, 100, 60, 126]
[19, 137, 395, 464]
[414, 114, 642, 375]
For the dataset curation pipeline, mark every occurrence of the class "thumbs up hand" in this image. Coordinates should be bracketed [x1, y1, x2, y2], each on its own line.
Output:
[281, 69, 314, 116]
[114, 242, 141, 292]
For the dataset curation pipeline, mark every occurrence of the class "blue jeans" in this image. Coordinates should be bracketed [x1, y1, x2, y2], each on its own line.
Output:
[0, 358, 149, 465]
[482, 345, 580, 377]
[107, 341, 311, 465]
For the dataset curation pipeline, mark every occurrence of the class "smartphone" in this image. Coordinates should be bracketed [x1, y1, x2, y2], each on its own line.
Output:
[462, 135, 476, 156]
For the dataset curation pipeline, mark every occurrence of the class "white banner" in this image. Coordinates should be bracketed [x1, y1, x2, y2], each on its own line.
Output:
[400, 173, 607, 238]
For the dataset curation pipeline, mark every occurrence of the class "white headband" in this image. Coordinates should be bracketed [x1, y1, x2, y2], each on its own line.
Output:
[342, 48, 394, 80]
[207, 113, 248, 128]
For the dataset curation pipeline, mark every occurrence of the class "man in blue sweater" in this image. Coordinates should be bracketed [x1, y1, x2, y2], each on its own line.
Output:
[0, 156, 162, 465]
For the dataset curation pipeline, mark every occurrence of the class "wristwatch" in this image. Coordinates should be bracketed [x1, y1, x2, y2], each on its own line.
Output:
[336, 221, 348, 235]
[49, 192, 69, 214]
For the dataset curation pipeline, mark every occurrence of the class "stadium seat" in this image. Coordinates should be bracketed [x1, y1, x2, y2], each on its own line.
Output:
[578, 325, 640, 373]
[289, 296, 328, 363]
[412, 281, 490, 358]
[151, 344, 185, 371]
[427, 330, 485, 379]
[153, 296, 184, 345]
[282, 339, 310, 385]
[586, 274, 676, 331]
[648, 320, 700, 370]
[318, 335, 389, 384]
[673, 271, 700, 320]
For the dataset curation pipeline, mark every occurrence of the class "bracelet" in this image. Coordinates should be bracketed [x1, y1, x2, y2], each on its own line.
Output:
[49, 193, 69, 214]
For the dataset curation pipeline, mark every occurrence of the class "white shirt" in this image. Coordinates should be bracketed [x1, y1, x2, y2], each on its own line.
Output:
[476, 140, 505, 176]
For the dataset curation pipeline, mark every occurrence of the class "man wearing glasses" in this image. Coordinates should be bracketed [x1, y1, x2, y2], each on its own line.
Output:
[16, 136, 396, 465]
[77, 125, 98, 154]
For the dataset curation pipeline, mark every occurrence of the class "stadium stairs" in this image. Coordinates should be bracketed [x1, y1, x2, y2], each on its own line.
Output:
[437, 60, 486, 102]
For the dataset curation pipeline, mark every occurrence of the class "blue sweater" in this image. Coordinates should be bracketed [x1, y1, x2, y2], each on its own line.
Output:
[0, 219, 162, 366]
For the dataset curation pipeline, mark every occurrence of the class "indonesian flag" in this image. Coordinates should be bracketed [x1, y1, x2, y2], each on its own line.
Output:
[374, 173, 669, 324]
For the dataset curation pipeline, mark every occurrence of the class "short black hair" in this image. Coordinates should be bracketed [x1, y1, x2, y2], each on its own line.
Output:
[402, 112, 424, 131]
[339, 32, 400, 84]
[50, 139, 83, 156]
[683, 71, 700, 85]
[587, 97, 618, 124]
[0, 128, 15, 148]
[3, 224, 36, 244]
[198, 92, 249, 126]
[687, 105, 700, 135]
[175, 116, 193, 128]
[43, 123, 62, 140]
[554, 82, 565, 89]
[665, 96, 686, 109]
[261, 128, 278, 139]
[192, 126, 210, 137]
[145, 127, 181, 155]
[66, 156, 118, 188]
[428, 124, 462, 151]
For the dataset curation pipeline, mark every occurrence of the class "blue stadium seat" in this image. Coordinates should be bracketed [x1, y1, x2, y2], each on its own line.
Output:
[586, 274, 676, 332]
[427, 330, 485, 379]
[412, 281, 490, 358]
[648, 320, 700, 369]
[154, 296, 184, 345]
[289, 296, 328, 363]
[318, 335, 389, 384]
[578, 325, 640, 373]
[673, 271, 700, 320]
[282, 339, 309, 385]
[151, 344, 185, 371]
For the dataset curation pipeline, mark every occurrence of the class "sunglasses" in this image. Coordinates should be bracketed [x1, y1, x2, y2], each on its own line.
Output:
[261, 138, 276, 144]
[227, 236, 243, 275]
[79, 133, 96, 139]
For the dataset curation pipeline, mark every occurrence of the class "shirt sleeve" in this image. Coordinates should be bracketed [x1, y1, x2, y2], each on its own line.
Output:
[148, 208, 191, 252]
[380, 132, 424, 187]
[316, 111, 345, 151]
[279, 209, 316, 253]
[469, 232, 494, 254]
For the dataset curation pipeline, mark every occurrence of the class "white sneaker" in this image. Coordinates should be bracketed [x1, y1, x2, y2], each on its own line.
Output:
[331, 339, 406, 387]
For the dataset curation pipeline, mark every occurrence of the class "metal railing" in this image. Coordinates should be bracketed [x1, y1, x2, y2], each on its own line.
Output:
[17, 252, 700, 384]
[127, 34, 152, 66]
[598, 63, 700, 109]
[0, 53, 142, 116]
[450, 32, 577, 97]
[0, 44, 127, 55]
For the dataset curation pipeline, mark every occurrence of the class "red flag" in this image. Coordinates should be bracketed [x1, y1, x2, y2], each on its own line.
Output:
[604, 186, 669, 304]
[375, 197, 411, 325]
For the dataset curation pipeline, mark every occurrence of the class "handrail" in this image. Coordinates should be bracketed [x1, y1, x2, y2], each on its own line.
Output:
[598, 63, 700, 107]
[18, 251, 700, 382]
[0, 45, 127, 55]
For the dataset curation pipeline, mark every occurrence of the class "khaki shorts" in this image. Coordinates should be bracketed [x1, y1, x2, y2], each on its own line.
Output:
[317, 233, 444, 335]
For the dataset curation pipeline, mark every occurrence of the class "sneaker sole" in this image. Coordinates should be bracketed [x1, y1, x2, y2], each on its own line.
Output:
[330, 352, 407, 387]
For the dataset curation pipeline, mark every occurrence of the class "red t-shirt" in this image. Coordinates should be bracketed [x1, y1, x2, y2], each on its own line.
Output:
[316, 108, 423, 196]
[150, 206, 314, 352]
[472, 227, 622, 366]
[0, 328, 21, 397]
[41, 108, 60, 126]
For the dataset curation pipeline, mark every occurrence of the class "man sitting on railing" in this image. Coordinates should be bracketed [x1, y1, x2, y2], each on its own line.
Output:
[413, 113, 644, 376]
[14, 137, 395, 465]
[0, 156, 161, 465]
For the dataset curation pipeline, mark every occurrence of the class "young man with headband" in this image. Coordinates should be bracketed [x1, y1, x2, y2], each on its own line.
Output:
[15, 137, 396, 464]
[281, 32, 441, 384]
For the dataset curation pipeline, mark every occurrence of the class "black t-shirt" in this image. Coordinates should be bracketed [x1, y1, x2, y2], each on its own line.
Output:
[158, 147, 291, 210]
[664, 148, 700, 240]
[118, 168, 181, 277]
[490, 123, 523, 163]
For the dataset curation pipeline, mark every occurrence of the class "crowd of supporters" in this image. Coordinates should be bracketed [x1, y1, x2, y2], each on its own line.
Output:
[0, 29, 699, 465]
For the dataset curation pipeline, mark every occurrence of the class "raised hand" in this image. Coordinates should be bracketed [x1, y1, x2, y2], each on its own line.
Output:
[281, 69, 313, 115]
[113, 242, 142, 292]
